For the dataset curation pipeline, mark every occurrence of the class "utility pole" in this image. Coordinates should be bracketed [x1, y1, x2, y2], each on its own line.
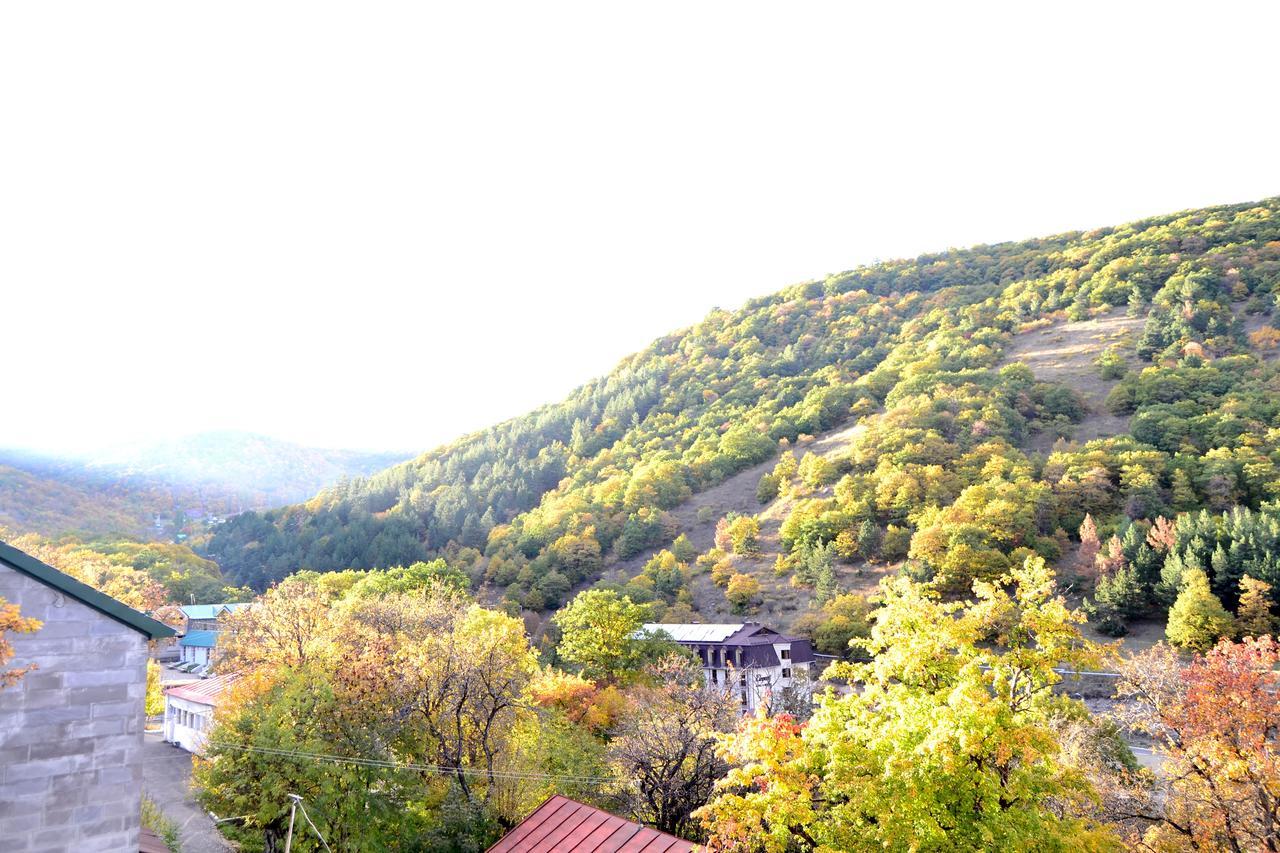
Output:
[284, 793, 301, 853]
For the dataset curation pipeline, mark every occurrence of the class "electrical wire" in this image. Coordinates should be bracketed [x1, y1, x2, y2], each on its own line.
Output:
[297, 798, 334, 852]
[209, 741, 617, 784]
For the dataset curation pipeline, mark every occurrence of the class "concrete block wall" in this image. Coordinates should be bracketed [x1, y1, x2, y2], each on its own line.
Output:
[0, 563, 149, 852]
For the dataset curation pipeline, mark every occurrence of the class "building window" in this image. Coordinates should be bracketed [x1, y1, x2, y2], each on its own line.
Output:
[710, 669, 718, 684]
[739, 673, 747, 687]
[782, 667, 792, 679]
[780, 648, 791, 661]
[740, 691, 749, 706]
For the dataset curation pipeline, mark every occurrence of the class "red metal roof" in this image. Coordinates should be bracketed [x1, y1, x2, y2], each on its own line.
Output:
[139, 827, 171, 853]
[164, 673, 237, 706]
[487, 795, 698, 853]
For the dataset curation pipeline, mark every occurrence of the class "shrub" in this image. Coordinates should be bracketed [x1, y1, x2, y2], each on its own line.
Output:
[1095, 346, 1127, 380]
[727, 516, 761, 555]
[756, 472, 782, 504]
[725, 573, 761, 613]
[141, 797, 181, 852]
[798, 452, 837, 489]
[710, 559, 735, 588]
[880, 525, 912, 561]
[1248, 326, 1280, 350]
[670, 534, 697, 563]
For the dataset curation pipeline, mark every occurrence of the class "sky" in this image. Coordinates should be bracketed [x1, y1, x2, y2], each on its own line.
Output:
[2, 2, 1278, 456]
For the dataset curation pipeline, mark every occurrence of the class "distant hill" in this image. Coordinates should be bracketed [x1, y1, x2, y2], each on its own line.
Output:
[205, 198, 1280, 631]
[0, 432, 408, 539]
[0, 461, 163, 538]
[75, 431, 408, 507]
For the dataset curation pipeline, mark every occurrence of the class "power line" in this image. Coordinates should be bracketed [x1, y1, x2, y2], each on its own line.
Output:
[208, 741, 617, 784]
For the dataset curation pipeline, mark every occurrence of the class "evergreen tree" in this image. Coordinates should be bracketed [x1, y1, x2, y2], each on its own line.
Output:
[855, 519, 882, 561]
[1170, 469, 1198, 511]
[1210, 542, 1241, 608]
[814, 559, 839, 605]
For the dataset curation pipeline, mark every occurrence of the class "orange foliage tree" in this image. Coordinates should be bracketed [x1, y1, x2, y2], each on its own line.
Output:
[1117, 638, 1280, 850]
[0, 597, 41, 689]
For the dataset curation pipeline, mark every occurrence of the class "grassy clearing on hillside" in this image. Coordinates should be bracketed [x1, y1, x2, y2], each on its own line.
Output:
[1003, 308, 1145, 452]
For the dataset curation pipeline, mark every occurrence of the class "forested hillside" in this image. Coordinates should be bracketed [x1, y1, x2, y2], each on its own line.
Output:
[0, 459, 201, 538]
[206, 198, 1280, 636]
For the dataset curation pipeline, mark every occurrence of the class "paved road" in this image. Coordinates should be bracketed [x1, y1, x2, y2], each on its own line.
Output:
[142, 731, 232, 853]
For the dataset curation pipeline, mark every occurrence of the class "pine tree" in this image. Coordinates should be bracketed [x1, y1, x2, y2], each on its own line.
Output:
[855, 519, 882, 562]
[1158, 550, 1188, 606]
[1236, 576, 1277, 639]
[814, 559, 838, 605]
[1096, 536, 1125, 577]
[1146, 516, 1177, 553]
[1086, 538, 1144, 636]
[1097, 564, 1145, 618]
[1210, 543, 1242, 608]
[1170, 469, 1198, 511]
[1166, 569, 1235, 652]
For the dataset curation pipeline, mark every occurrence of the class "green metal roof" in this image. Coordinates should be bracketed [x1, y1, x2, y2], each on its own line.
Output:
[179, 629, 220, 648]
[0, 539, 176, 640]
[180, 603, 250, 620]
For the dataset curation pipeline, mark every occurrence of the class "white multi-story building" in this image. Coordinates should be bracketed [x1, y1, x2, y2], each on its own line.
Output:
[642, 622, 814, 712]
[163, 673, 236, 754]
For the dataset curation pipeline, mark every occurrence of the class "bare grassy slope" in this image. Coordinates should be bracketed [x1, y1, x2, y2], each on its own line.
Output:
[1002, 309, 1145, 452]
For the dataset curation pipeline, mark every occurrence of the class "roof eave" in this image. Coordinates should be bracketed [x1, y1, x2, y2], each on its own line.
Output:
[0, 540, 176, 640]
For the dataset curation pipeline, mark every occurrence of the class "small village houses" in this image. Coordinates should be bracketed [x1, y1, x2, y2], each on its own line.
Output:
[175, 602, 248, 668]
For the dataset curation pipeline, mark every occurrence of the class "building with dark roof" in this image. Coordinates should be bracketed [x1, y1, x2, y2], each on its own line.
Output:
[642, 622, 813, 712]
[488, 795, 698, 853]
[0, 539, 174, 852]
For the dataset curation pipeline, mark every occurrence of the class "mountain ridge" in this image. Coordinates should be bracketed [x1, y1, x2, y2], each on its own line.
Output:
[204, 197, 1280, 632]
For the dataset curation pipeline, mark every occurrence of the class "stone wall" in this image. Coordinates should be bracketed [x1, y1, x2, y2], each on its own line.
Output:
[0, 563, 149, 852]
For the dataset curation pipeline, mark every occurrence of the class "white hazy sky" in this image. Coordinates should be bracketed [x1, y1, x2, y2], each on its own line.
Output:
[3, 2, 1278, 455]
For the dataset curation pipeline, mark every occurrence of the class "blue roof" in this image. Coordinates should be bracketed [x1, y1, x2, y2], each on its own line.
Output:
[179, 629, 220, 648]
[180, 603, 251, 620]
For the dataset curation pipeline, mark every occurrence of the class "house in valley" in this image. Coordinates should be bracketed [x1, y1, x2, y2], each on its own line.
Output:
[177, 629, 220, 668]
[0, 539, 175, 852]
[641, 622, 813, 712]
[179, 602, 249, 632]
[163, 673, 235, 754]
[487, 794, 698, 852]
